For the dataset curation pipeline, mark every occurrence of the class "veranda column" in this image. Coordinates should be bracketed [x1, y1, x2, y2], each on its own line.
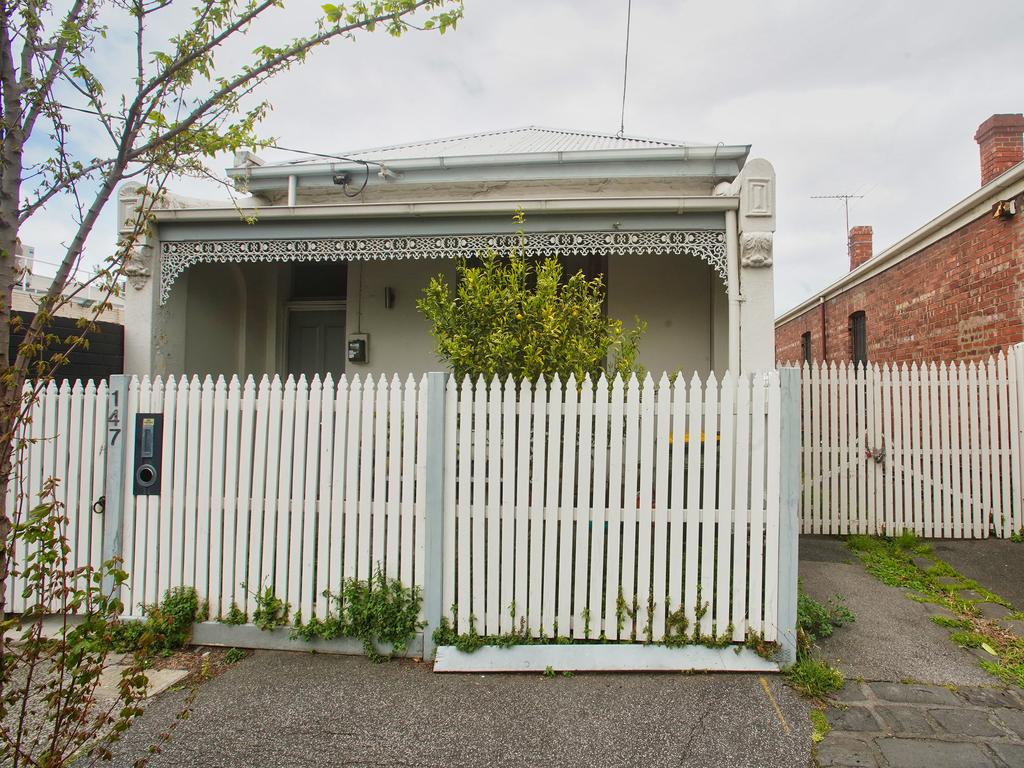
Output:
[732, 159, 777, 372]
[119, 184, 158, 376]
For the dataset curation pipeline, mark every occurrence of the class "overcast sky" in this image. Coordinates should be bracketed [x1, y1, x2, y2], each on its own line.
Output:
[19, 0, 1024, 314]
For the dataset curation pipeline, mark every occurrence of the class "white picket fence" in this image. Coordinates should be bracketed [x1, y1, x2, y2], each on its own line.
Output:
[799, 345, 1024, 538]
[6, 380, 108, 613]
[442, 371, 785, 644]
[7, 370, 794, 655]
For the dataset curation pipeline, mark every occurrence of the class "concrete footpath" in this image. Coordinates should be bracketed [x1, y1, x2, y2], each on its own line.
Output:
[111, 651, 811, 768]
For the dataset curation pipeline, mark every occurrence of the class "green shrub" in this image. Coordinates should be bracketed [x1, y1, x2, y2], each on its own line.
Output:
[339, 569, 424, 661]
[221, 602, 247, 626]
[417, 211, 645, 381]
[108, 586, 201, 655]
[252, 586, 290, 631]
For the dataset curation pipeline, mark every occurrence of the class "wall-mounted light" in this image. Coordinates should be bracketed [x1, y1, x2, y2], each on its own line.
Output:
[384, 286, 395, 309]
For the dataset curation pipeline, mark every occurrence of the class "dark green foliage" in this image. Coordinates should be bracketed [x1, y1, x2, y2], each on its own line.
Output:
[252, 586, 290, 631]
[289, 569, 424, 663]
[224, 647, 246, 664]
[337, 569, 424, 662]
[221, 602, 247, 626]
[108, 586, 201, 655]
[797, 585, 854, 654]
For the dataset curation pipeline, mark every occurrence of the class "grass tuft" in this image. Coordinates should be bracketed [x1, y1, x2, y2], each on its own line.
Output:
[809, 707, 831, 743]
[785, 658, 845, 699]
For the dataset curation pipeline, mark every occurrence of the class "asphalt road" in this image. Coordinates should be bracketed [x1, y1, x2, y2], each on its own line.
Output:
[111, 651, 811, 768]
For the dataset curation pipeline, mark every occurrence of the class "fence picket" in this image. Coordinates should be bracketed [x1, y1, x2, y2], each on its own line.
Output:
[715, 372, 736, 641]
[486, 376, 502, 635]
[542, 375, 563, 637]
[573, 376, 594, 638]
[605, 376, 625, 640]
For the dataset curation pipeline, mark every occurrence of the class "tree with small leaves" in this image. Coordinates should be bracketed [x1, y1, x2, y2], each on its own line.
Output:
[0, 0, 462, 762]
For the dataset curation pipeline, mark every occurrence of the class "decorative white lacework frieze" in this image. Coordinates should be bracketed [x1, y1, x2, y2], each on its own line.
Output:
[159, 229, 727, 304]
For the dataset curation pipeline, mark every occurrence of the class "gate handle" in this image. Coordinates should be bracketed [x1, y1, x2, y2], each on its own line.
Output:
[92, 496, 105, 515]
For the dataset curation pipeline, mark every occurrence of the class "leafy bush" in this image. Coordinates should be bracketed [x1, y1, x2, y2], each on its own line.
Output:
[417, 212, 645, 381]
[108, 586, 201, 655]
[252, 586, 290, 631]
[289, 569, 424, 662]
[221, 602, 247, 626]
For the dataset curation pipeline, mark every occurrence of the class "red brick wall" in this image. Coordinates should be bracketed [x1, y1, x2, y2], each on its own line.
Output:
[776, 192, 1024, 366]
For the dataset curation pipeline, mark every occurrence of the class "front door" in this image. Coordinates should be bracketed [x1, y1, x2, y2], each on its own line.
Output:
[287, 309, 346, 378]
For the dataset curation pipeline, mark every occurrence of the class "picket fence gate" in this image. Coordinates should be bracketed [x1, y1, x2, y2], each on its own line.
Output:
[798, 344, 1024, 538]
[7, 369, 800, 669]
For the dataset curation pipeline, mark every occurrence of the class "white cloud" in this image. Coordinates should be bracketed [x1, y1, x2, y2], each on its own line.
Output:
[19, 0, 1024, 314]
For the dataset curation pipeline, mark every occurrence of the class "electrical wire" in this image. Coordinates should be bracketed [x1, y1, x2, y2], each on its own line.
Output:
[54, 103, 386, 194]
[617, 0, 633, 138]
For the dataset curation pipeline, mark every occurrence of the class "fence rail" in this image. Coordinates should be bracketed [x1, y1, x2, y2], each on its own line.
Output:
[798, 345, 1024, 538]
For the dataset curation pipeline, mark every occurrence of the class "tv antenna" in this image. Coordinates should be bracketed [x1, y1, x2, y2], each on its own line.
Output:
[811, 193, 864, 237]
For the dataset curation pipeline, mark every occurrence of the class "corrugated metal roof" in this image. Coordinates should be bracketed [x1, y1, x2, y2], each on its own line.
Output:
[273, 126, 701, 166]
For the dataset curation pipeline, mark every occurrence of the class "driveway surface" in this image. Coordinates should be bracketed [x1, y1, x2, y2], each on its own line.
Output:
[800, 535, 994, 686]
[930, 539, 1024, 610]
[112, 652, 811, 768]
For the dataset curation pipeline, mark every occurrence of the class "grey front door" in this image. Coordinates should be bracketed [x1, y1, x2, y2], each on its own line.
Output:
[287, 309, 346, 378]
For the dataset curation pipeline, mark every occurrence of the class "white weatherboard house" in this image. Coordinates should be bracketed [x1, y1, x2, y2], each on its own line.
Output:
[119, 127, 778, 379]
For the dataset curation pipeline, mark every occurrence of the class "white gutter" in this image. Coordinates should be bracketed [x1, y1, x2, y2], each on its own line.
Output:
[152, 195, 740, 223]
[775, 162, 1024, 326]
[229, 145, 752, 180]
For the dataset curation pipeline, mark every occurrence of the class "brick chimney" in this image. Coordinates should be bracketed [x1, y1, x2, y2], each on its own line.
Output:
[974, 113, 1024, 186]
[848, 226, 873, 271]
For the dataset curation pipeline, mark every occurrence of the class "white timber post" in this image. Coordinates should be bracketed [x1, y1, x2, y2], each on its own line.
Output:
[118, 184, 158, 376]
[734, 159, 777, 373]
[776, 367, 801, 666]
[421, 371, 447, 661]
[101, 374, 130, 598]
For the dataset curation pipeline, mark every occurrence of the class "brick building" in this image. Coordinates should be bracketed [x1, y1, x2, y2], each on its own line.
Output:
[776, 114, 1024, 365]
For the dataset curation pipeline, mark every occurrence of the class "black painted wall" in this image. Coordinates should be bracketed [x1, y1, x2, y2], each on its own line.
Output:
[10, 311, 124, 384]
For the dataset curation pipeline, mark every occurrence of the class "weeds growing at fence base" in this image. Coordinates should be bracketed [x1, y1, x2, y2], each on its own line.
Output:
[809, 707, 831, 743]
[783, 584, 852, 699]
[786, 658, 845, 698]
[289, 569, 424, 662]
[111, 586, 203, 655]
[846, 533, 1024, 690]
[432, 602, 778, 659]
